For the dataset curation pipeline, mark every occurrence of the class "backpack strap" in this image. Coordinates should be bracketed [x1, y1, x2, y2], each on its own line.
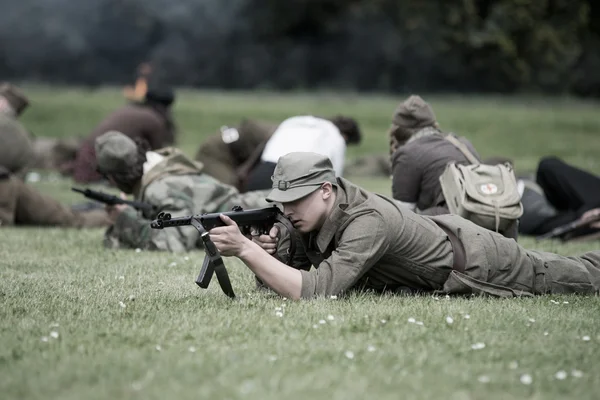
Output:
[444, 135, 480, 164]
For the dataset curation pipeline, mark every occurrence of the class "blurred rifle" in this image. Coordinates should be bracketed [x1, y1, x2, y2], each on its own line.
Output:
[72, 187, 156, 214]
[535, 214, 600, 241]
[151, 206, 296, 298]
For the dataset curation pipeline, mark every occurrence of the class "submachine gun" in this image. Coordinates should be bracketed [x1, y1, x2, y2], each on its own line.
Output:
[150, 206, 296, 299]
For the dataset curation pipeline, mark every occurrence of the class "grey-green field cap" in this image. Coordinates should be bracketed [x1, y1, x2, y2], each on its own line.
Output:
[266, 152, 337, 203]
[95, 131, 138, 174]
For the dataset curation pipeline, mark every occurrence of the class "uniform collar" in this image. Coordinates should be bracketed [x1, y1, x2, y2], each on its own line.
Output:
[315, 183, 350, 253]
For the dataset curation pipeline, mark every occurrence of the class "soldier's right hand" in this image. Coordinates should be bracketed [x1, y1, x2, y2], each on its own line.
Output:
[251, 225, 279, 255]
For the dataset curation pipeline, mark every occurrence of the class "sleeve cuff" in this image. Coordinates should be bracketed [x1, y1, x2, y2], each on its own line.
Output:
[300, 269, 317, 299]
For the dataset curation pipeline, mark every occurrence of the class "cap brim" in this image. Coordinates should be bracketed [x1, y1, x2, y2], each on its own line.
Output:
[266, 185, 320, 203]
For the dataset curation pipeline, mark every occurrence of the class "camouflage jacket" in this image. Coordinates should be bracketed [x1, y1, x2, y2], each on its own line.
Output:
[105, 147, 269, 251]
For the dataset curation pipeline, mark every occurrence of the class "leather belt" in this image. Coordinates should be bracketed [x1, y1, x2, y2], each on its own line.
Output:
[435, 223, 466, 274]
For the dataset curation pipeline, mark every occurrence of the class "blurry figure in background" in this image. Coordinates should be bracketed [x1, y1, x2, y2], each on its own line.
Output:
[516, 156, 600, 239]
[244, 115, 362, 191]
[68, 87, 177, 183]
[30, 136, 83, 173]
[94, 131, 270, 251]
[123, 62, 152, 101]
[0, 83, 33, 179]
[389, 95, 480, 215]
[0, 83, 109, 228]
[344, 154, 391, 178]
[195, 119, 279, 192]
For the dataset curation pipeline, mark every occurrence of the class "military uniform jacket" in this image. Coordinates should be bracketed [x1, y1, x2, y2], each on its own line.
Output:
[297, 178, 455, 298]
[296, 178, 600, 298]
[106, 147, 268, 251]
[391, 133, 480, 215]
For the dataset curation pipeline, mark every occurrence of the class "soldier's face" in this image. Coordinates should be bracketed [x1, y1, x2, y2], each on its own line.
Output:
[282, 183, 334, 233]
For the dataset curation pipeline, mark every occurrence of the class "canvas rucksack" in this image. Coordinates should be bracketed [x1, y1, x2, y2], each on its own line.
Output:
[439, 135, 523, 236]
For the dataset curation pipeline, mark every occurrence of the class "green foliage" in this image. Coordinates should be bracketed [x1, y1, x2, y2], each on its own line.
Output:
[250, 0, 595, 94]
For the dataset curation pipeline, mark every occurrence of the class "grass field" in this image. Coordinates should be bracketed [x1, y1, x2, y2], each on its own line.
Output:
[1, 87, 600, 399]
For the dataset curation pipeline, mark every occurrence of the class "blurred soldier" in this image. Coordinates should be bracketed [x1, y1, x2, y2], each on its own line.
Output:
[344, 154, 391, 178]
[0, 83, 33, 179]
[244, 115, 362, 191]
[389, 95, 480, 215]
[0, 83, 109, 227]
[516, 157, 600, 239]
[194, 119, 279, 191]
[69, 87, 177, 183]
[30, 136, 82, 172]
[95, 131, 270, 251]
[123, 62, 152, 101]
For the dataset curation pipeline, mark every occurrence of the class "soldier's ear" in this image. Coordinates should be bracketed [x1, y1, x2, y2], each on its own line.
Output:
[320, 182, 333, 199]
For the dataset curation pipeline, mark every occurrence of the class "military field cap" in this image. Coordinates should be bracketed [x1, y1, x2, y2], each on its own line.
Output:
[0, 83, 29, 115]
[391, 95, 436, 130]
[95, 131, 138, 174]
[266, 152, 337, 203]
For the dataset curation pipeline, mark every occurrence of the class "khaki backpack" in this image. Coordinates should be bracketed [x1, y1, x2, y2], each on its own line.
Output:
[439, 135, 523, 235]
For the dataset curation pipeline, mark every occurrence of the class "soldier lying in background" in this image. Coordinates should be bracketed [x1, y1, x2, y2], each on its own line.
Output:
[30, 136, 82, 172]
[194, 119, 279, 192]
[389, 95, 481, 215]
[244, 115, 362, 191]
[514, 156, 600, 240]
[0, 83, 109, 228]
[95, 131, 271, 251]
[67, 87, 178, 184]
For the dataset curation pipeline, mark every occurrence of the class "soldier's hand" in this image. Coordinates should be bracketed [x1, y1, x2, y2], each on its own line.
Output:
[581, 208, 600, 229]
[106, 204, 128, 224]
[251, 225, 279, 255]
[209, 214, 250, 257]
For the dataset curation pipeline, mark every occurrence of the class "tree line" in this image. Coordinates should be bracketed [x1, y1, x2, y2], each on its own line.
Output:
[0, 0, 598, 96]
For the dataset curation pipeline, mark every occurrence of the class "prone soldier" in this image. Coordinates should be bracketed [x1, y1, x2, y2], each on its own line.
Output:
[0, 83, 109, 228]
[69, 87, 178, 184]
[94, 130, 272, 251]
[194, 119, 279, 191]
[207, 152, 600, 299]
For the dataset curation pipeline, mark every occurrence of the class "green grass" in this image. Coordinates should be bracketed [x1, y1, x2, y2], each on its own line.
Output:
[2, 86, 600, 399]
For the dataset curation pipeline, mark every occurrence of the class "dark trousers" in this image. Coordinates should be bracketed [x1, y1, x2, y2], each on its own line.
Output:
[245, 161, 277, 191]
[534, 157, 600, 235]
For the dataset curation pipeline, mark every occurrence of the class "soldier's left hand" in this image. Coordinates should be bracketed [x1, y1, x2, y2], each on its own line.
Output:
[106, 204, 128, 223]
[209, 214, 250, 257]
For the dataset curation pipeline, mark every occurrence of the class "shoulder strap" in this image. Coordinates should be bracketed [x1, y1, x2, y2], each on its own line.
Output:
[444, 135, 479, 164]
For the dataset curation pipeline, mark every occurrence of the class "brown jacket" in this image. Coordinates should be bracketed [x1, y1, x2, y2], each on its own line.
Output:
[72, 104, 175, 183]
[294, 178, 600, 298]
[391, 132, 480, 215]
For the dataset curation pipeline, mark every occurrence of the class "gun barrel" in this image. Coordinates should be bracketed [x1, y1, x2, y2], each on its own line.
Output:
[152, 215, 193, 228]
[535, 219, 583, 241]
[73, 187, 155, 212]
